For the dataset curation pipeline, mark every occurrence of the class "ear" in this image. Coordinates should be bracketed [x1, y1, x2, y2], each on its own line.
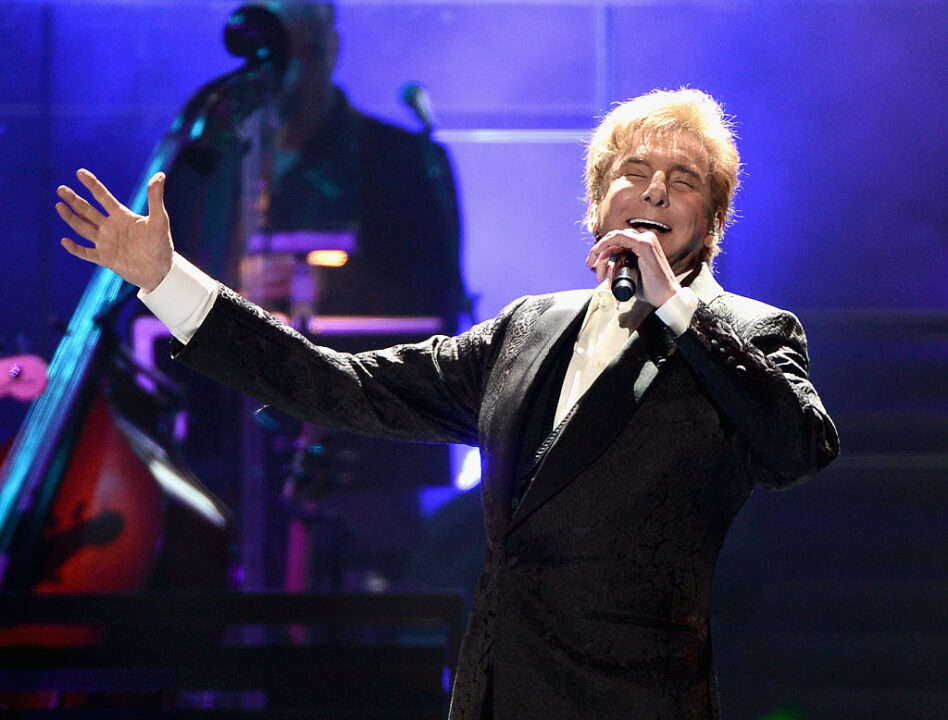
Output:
[586, 201, 600, 236]
[704, 210, 725, 247]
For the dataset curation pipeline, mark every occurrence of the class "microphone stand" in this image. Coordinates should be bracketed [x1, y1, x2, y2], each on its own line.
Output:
[402, 83, 475, 324]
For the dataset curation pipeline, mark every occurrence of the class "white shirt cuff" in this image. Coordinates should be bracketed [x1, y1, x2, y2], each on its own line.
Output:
[655, 286, 699, 336]
[138, 252, 219, 345]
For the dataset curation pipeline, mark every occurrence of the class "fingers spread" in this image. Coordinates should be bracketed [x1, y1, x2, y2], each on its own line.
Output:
[55, 201, 99, 241]
[146, 172, 167, 221]
[77, 168, 122, 214]
[60, 238, 100, 266]
[57, 185, 106, 227]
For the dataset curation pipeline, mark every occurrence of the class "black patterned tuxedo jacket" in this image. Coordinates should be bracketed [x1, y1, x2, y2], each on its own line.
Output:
[172, 263, 839, 720]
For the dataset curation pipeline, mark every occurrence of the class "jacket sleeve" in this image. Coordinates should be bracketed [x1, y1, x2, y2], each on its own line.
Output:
[674, 299, 839, 488]
[171, 284, 521, 447]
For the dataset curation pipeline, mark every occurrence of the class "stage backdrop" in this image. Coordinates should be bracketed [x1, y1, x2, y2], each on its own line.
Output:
[1, 2, 946, 719]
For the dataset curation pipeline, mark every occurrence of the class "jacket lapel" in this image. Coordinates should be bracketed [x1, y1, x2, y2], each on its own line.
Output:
[506, 313, 675, 533]
[506, 263, 722, 534]
[481, 290, 590, 531]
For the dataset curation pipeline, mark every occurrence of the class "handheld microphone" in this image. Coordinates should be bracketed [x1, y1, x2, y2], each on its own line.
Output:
[611, 253, 638, 302]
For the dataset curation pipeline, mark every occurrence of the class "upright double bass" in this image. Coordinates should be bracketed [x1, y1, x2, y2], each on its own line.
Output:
[0, 6, 290, 708]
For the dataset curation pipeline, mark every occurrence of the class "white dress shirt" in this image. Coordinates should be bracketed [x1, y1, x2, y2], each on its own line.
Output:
[552, 274, 697, 426]
[139, 253, 219, 345]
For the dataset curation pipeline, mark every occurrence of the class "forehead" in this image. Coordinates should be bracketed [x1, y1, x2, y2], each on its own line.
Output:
[614, 129, 710, 175]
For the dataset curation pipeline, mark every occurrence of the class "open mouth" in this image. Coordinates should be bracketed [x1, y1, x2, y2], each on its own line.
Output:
[626, 218, 671, 234]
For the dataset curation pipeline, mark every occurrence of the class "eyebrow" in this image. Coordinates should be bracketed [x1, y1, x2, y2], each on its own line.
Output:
[617, 157, 703, 180]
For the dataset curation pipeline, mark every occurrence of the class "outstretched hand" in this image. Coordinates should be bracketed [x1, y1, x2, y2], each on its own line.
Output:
[56, 169, 174, 292]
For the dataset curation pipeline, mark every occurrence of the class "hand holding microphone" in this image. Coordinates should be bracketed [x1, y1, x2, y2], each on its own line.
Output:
[587, 218, 679, 306]
[611, 253, 638, 302]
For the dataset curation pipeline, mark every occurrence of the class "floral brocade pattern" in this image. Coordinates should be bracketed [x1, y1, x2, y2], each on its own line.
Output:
[676, 296, 839, 487]
[176, 284, 526, 447]
[171, 271, 838, 720]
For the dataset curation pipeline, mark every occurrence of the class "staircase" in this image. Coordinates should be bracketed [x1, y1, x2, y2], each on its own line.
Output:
[713, 311, 948, 720]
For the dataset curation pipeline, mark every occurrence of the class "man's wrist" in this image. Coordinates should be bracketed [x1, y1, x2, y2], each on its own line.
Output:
[138, 252, 218, 344]
[655, 286, 699, 336]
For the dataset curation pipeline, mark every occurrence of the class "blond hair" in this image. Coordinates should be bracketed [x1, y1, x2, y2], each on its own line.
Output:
[585, 88, 740, 265]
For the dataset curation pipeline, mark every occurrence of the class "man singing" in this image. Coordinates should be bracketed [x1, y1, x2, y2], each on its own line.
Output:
[56, 88, 839, 719]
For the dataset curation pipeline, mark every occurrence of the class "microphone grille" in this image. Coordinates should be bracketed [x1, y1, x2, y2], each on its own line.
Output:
[224, 5, 291, 71]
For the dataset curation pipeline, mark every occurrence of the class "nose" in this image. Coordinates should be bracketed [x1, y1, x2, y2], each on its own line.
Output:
[641, 171, 668, 207]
